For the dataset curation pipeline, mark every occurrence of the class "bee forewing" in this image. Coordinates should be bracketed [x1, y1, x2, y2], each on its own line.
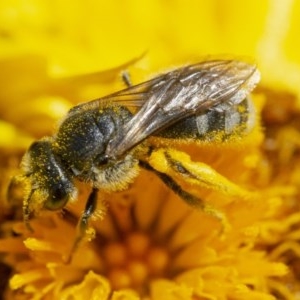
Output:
[106, 60, 260, 158]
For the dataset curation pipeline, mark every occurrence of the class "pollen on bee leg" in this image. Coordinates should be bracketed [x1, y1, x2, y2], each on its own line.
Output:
[90, 206, 107, 222]
[84, 227, 96, 242]
[150, 148, 255, 200]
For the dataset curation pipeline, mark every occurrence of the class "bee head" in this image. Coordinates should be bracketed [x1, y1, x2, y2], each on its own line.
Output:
[21, 139, 77, 229]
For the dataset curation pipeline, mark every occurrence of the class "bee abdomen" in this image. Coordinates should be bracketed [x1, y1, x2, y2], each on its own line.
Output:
[156, 96, 255, 141]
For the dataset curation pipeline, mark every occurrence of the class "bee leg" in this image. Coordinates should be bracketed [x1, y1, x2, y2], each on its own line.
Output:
[23, 190, 35, 232]
[139, 160, 229, 234]
[121, 71, 132, 87]
[67, 188, 98, 262]
[151, 148, 253, 199]
[7, 175, 29, 225]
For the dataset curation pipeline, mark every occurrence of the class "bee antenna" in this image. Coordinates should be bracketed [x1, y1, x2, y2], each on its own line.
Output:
[23, 189, 34, 232]
[121, 71, 132, 88]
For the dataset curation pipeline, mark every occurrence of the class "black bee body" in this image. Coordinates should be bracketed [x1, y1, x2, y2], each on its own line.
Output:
[17, 59, 260, 252]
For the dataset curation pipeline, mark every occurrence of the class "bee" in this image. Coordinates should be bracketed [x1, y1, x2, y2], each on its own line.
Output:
[18, 59, 260, 254]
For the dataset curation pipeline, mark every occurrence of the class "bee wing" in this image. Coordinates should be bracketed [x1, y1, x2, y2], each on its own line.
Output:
[70, 60, 260, 158]
[103, 60, 260, 158]
[69, 73, 167, 114]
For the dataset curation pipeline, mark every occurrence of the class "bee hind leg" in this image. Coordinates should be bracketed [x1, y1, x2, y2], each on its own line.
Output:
[140, 159, 230, 235]
[66, 188, 98, 263]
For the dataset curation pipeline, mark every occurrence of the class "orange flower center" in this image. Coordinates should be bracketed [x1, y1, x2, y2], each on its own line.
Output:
[102, 231, 169, 291]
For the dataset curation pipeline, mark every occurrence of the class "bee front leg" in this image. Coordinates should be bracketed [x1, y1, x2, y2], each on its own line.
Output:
[67, 188, 98, 263]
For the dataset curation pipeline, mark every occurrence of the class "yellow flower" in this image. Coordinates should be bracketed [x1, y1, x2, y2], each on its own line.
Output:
[1, 1, 300, 299]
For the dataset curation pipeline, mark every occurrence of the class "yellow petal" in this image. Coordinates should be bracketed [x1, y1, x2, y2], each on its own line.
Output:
[59, 271, 110, 300]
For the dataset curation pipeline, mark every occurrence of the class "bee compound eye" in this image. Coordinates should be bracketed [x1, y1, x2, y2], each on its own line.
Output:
[43, 183, 71, 211]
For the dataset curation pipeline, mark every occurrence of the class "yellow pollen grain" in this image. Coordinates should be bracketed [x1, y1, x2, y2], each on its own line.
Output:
[126, 232, 150, 257]
[108, 268, 132, 290]
[127, 259, 148, 286]
[103, 242, 127, 267]
[146, 246, 169, 276]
